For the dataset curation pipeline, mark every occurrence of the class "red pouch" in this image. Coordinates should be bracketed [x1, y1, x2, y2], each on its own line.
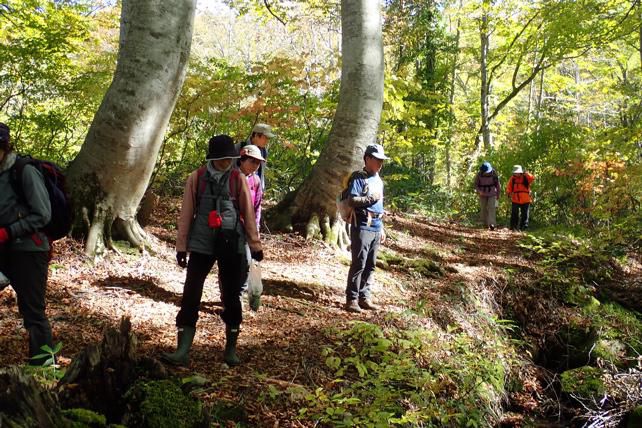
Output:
[208, 210, 222, 229]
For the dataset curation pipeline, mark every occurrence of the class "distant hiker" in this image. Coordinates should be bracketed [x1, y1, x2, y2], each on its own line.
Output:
[162, 135, 263, 367]
[236, 123, 275, 192]
[345, 143, 388, 313]
[475, 161, 501, 230]
[0, 122, 54, 365]
[506, 165, 535, 231]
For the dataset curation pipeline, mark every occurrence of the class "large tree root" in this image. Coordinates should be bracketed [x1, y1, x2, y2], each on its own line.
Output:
[80, 203, 150, 257]
[269, 209, 350, 252]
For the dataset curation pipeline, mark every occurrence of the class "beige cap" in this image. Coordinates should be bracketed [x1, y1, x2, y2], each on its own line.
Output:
[252, 123, 275, 138]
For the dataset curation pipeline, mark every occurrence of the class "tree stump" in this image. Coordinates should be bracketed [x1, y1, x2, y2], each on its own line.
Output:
[0, 366, 67, 427]
[57, 316, 167, 423]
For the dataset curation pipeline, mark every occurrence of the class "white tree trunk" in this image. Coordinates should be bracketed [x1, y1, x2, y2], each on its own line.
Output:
[272, 0, 384, 247]
[479, 1, 491, 153]
[68, 0, 196, 256]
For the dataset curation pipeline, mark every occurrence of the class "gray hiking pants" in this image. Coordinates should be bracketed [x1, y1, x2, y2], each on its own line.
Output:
[479, 195, 497, 227]
[346, 227, 381, 301]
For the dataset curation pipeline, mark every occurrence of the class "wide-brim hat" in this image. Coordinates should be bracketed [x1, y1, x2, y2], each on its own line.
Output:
[206, 134, 239, 160]
[512, 165, 524, 174]
[252, 123, 275, 138]
[240, 144, 266, 162]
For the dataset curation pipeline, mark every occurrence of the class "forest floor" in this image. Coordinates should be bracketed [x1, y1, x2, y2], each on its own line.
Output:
[0, 197, 640, 427]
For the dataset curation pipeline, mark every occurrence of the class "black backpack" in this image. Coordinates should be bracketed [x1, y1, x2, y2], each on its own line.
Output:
[511, 174, 530, 193]
[336, 170, 369, 222]
[10, 156, 73, 241]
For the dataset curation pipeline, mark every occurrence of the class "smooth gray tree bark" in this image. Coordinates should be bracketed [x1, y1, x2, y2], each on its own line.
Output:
[67, 0, 196, 256]
[479, 0, 492, 153]
[271, 0, 384, 247]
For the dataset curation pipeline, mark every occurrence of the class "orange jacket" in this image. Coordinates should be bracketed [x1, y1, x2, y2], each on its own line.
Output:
[506, 173, 534, 204]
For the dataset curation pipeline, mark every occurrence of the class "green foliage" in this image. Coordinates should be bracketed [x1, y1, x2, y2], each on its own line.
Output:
[520, 230, 641, 365]
[298, 322, 507, 427]
[153, 55, 338, 199]
[520, 231, 619, 304]
[124, 379, 204, 428]
[30, 342, 63, 368]
[0, 1, 116, 165]
[22, 342, 65, 389]
[384, 162, 455, 217]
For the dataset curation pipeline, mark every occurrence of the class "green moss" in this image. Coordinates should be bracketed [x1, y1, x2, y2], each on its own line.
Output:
[583, 302, 642, 360]
[61, 408, 107, 428]
[406, 258, 445, 278]
[593, 339, 627, 367]
[377, 251, 444, 278]
[560, 366, 605, 398]
[377, 251, 404, 270]
[112, 240, 140, 255]
[627, 406, 642, 428]
[124, 379, 203, 428]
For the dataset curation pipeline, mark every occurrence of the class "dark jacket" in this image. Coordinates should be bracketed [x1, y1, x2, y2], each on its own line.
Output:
[475, 171, 500, 198]
[0, 153, 51, 252]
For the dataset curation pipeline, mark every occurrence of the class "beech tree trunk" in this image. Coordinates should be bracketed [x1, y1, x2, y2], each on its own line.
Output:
[270, 0, 383, 247]
[67, 0, 196, 256]
[478, 0, 492, 153]
[445, 3, 461, 189]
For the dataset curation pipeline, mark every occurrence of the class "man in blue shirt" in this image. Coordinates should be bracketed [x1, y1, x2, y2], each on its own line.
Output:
[345, 144, 388, 313]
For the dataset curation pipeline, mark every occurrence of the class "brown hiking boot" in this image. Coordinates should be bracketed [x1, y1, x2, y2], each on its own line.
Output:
[345, 299, 362, 313]
[359, 299, 378, 310]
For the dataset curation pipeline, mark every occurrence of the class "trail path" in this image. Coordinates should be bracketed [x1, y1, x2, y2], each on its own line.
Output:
[0, 202, 549, 425]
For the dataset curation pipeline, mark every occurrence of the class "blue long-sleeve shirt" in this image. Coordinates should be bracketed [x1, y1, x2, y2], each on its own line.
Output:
[349, 172, 384, 232]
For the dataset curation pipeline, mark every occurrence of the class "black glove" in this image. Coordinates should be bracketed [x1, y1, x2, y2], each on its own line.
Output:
[251, 250, 264, 262]
[176, 251, 187, 268]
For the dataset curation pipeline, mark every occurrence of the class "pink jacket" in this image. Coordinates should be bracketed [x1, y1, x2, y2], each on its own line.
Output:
[245, 172, 263, 229]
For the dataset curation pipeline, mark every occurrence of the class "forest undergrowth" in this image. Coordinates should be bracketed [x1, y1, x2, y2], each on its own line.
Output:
[0, 197, 640, 427]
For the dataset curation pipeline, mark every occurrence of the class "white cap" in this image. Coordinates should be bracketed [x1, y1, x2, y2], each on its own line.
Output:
[240, 144, 266, 162]
[512, 165, 524, 174]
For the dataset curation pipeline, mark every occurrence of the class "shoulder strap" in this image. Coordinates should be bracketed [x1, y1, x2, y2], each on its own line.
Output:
[192, 165, 208, 215]
[9, 156, 35, 200]
[196, 166, 207, 196]
[229, 168, 241, 210]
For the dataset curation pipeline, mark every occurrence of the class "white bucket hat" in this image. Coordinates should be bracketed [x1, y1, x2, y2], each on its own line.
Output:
[512, 165, 524, 174]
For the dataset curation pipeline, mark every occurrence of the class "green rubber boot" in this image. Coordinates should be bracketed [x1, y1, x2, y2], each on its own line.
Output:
[161, 326, 195, 366]
[224, 325, 241, 366]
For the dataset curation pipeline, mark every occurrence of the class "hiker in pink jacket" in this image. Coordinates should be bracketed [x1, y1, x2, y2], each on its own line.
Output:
[237, 145, 265, 230]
